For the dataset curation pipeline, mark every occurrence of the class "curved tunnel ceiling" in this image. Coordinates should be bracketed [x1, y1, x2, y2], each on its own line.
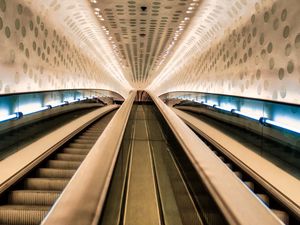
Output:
[32, 0, 131, 90]
[0, 0, 298, 103]
[30, 0, 260, 90]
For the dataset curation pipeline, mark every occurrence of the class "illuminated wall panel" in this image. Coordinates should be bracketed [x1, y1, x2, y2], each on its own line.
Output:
[150, 0, 300, 105]
[0, 0, 129, 97]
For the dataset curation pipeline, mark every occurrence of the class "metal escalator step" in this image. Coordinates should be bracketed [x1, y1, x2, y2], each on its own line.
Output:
[271, 209, 289, 224]
[77, 136, 98, 140]
[244, 181, 254, 191]
[84, 130, 100, 133]
[82, 132, 100, 135]
[80, 132, 99, 135]
[225, 163, 233, 169]
[257, 194, 270, 206]
[88, 126, 101, 129]
[88, 126, 102, 129]
[78, 135, 98, 139]
[7, 190, 60, 206]
[82, 131, 100, 136]
[23, 178, 69, 191]
[88, 128, 103, 131]
[36, 168, 76, 178]
[67, 143, 94, 149]
[73, 139, 95, 144]
[82, 134, 99, 137]
[0, 205, 49, 225]
[61, 148, 89, 155]
[45, 160, 81, 169]
[54, 153, 86, 161]
[86, 128, 101, 131]
[233, 171, 243, 179]
[219, 156, 225, 162]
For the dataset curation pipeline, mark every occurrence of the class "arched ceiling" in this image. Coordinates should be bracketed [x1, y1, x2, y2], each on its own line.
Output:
[88, 0, 202, 89]
[29, 0, 261, 91]
[29, 0, 132, 90]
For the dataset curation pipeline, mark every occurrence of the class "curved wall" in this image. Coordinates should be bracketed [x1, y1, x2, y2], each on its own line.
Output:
[0, 0, 129, 97]
[151, 0, 300, 105]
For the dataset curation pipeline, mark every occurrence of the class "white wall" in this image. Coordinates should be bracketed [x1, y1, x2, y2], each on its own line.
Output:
[0, 0, 129, 97]
[151, 0, 300, 105]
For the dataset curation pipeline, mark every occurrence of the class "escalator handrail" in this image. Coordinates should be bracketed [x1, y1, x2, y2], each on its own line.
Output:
[42, 91, 136, 225]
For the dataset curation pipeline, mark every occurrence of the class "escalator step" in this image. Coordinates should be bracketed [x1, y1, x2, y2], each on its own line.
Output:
[80, 132, 99, 135]
[233, 171, 243, 179]
[257, 194, 270, 206]
[61, 148, 89, 155]
[82, 132, 100, 136]
[86, 128, 101, 131]
[45, 160, 81, 169]
[89, 127, 103, 130]
[23, 178, 68, 191]
[219, 156, 225, 162]
[272, 209, 289, 224]
[79, 132, 99, 135]
[0, 205, 49, 225]
[36, 168, 76, 178]
[67, 143, 94, 149]
[7, 190, 60, 206]
[225, 163, 233, 169]
[77, 135, 98, 139]
[54, 153, 86, 161]
[84, 130, 100, 133]
[244, 181, 254, 191]
[76, 136, 97, 141]
[73, 139, 95, 144]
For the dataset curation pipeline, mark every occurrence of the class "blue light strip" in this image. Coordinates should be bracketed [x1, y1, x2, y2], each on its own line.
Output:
[231, 109, 260, 121]
[51, 102, 66, 107]
[0, 98, 90, 124]
[0, 112, 22, 123]
[0, 114, 18, 123]
[262, 118, 300, 134]
[68, 99, 80, 103]
[213, 105, 231, 112]
[22, 105, 51, 116]
[207, 104, 300, 134]
[201, 101, 214, 107]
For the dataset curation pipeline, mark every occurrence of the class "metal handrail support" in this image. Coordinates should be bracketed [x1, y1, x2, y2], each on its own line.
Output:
[42, 91, 136, 225]
[149, 92, 282, 225]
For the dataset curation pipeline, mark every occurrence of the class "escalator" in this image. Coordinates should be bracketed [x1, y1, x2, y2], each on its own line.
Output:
[100, 104, 226, 225]
[0, 110, 116, 225]
[173, 106, 300, 225]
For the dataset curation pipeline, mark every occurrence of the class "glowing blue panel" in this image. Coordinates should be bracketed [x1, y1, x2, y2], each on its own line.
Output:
[264, 119, 300, 134]
[19, 103, 43, 115]
[0, 113, 18, 123]
[213, 105, 231, 112]
[231, 109, 260, 121]
[21, 105, 50, 116]
[45, 101, 66, 108]
[239, 106, 265, 120]
[220, 102, 237, 111]
[0, 108, 10, 117]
